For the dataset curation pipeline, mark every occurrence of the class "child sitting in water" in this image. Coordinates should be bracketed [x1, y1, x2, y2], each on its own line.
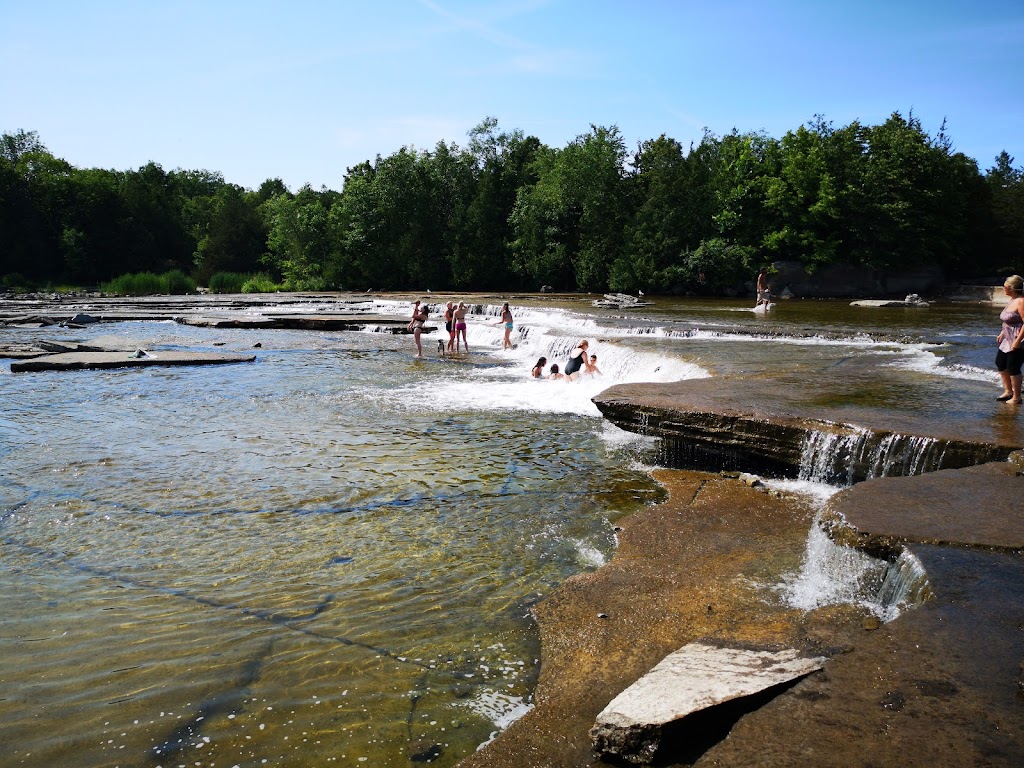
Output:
[548, 363, 564, 380]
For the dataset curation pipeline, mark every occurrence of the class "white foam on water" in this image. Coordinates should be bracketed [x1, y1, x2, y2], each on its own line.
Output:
[888, 345, 999, 383]
[573, 540, 608, 568]
[762, 478, 842, 508]
[367, 300, 711, 417]
[782, 519, 888, 613]
[597, 421, 659, 451]
[369, 299, 981, 391]
[459, 690, 533, 749]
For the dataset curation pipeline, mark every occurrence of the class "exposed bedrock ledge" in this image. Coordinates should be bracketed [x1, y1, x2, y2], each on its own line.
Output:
[593, 377, 1024, 481]
[823, 457, 1024, 556]
[458, 469, 1024, 768]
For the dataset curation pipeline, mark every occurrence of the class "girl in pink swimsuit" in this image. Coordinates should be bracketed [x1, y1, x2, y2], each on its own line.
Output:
[453, 302, 469, 353]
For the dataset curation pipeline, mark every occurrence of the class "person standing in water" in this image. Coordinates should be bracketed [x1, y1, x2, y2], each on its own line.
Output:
[453, 302, 469, 353]
[408, 300, 429, 358]
[563, 339, 591, 381]
[756, 267, 771, 306]
[995, 275, 1024, 404]
[444, 301, 456, 353]
[499, 302, 514, 350]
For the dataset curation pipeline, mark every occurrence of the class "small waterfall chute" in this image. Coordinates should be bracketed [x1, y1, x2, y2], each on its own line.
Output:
[782, 515, 931, 621]
[798, 428, 949, 486]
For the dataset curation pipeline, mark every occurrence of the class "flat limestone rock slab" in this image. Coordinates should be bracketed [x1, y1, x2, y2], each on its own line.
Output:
[266, 315, 433, 333]
[10, 350, 256, 372]
[593, 373, 1024, 479]
[591, 642, 826, 764]
[850, 299, 929, 307]
[827, 459, 1024, 551]
[174, 315, 280, 328]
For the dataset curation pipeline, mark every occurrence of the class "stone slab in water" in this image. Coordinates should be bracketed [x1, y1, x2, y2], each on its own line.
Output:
[175, 315, 280, 328]
[827, 459, 1024, 551]
[267, 315, 435, 333]
[850, 299, 929, 307]
[591, 642, 827, 764]
[593, 374, 1024, 479]
[10, 350, 257, 372]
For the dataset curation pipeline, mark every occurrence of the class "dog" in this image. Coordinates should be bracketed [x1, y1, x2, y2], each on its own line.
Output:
[437, 339, 446, 356]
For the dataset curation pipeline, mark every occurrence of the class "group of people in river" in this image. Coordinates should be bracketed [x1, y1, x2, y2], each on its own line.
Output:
[531, 339, 602, 382]
[409, 300, 601, 381]
[407, 299, 515, 358]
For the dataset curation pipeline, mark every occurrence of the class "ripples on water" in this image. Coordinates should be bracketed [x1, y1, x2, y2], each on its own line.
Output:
[0, 296, 1006, 766]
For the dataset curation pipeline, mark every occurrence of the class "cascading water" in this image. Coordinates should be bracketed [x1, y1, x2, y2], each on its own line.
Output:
[863, 434, 947, 479]
[785, 428, 937, 620]
[872, 549, 932, 621]
[797, 428, 947, 485]
[797, 429, 871, 485]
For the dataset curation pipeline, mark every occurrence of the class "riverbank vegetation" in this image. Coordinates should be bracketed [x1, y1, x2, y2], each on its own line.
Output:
[2, 114, 1022, 295]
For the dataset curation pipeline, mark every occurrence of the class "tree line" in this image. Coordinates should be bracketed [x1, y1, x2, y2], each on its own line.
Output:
[2, 114, 1022, 295]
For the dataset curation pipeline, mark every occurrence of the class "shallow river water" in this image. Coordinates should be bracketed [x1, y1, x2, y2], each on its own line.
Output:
[0, 293, 1013, 767]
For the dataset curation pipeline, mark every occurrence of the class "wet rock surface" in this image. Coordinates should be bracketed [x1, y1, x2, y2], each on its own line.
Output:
[460, 469, 1024, 767]
[9, 350, 257, 372]
[826, 458, 1024, 552]
[701, 544, 1024, 768]
[457, 470, 826, 768]
[594, 374, 1024, 478]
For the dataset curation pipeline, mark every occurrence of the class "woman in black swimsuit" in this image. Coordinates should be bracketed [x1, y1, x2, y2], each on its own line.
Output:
[564, 339, 590, 380]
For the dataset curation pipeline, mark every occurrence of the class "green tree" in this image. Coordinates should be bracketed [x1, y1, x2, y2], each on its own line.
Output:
[713, 130, 781, 255]
[510, 125, 629, 291]
[986, 151, 1024, 273]
[193, 184, 268, 281]
[617, 134, 690, 292]
[263, 186, 334, 289]
[448, 118, 540, 290]
[760, 122, 841, 267]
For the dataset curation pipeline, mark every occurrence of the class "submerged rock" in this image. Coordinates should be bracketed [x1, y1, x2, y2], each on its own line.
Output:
[10, 350, 257, 372]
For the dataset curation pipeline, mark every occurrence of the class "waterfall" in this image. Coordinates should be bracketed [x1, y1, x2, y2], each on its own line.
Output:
[863, 434, 946, 479]
[784, 520, 887, 611]
[798, 429, 947, 486]
[872, 549, 932, 620]
[798, 429, 870, 485]
[783, 519, 931, 621]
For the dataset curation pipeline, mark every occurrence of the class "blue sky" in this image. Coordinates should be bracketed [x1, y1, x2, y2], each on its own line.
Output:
[3, 0, 1022, 191]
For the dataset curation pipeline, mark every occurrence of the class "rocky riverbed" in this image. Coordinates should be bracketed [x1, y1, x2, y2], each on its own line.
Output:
[3, 292, 1021, 767]
[459, 375, 1024, 767]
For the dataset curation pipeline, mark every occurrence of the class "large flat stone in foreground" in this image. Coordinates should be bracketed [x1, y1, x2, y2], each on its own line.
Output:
[10, 350, 256, 372]
[591, 643, 826, 764]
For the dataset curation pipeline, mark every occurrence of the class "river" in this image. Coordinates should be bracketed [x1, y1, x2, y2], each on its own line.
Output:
[0, 293, 1009, 767]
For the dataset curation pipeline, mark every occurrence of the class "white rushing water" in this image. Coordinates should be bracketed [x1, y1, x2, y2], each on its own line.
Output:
[777, 425, 947, 619]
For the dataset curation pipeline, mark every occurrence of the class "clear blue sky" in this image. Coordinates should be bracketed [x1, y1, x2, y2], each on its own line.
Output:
[3, 0, 1021, 191]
